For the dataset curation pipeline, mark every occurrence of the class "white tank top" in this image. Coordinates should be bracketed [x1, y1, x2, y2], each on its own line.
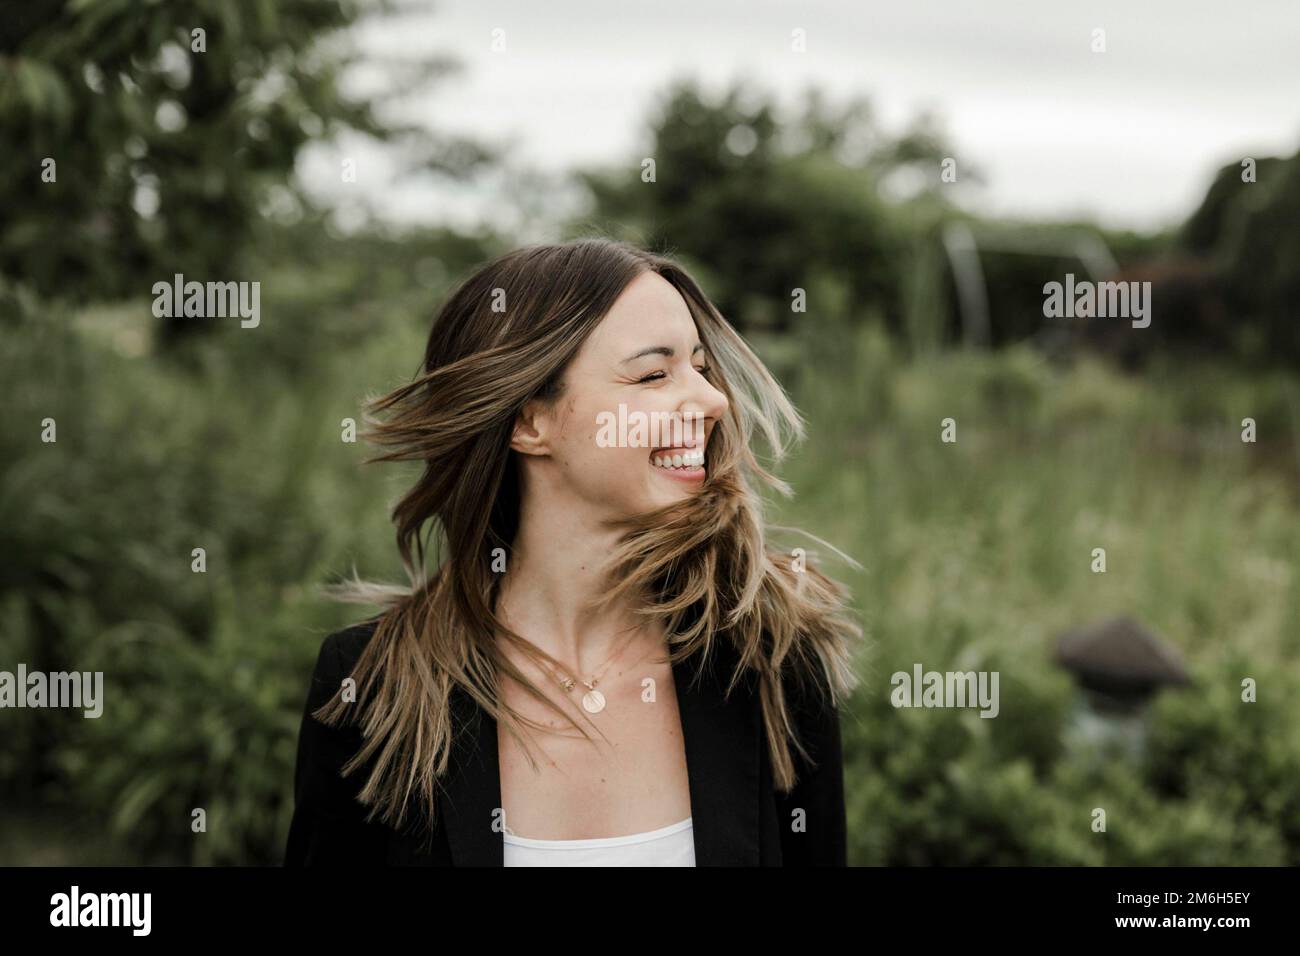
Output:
[502, 817, 696, 867]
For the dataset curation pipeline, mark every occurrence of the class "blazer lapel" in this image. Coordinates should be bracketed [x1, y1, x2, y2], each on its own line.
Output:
[439, 682, 505, 866]
[438, 645, 761, 866]
[672, 645, 762, 865]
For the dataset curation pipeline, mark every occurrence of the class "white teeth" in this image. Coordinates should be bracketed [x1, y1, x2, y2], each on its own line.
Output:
[651, 449, 705, 469]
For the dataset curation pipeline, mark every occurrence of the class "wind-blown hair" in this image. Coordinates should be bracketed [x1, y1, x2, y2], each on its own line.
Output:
[316, 237, 862, 842]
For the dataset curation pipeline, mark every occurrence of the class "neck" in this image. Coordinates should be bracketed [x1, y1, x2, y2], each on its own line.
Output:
[495, 492, 649, 673]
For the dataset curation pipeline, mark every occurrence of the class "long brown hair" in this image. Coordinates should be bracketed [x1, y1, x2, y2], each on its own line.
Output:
[316, 237, 863, 840]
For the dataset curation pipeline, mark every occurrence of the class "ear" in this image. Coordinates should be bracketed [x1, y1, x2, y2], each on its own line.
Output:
[509, 397, 552, 457]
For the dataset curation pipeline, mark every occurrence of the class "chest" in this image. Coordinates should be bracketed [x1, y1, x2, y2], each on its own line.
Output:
[495, 655, 692, 840]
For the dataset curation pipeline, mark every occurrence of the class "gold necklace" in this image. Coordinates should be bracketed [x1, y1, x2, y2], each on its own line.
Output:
[541, 626, 646, 715]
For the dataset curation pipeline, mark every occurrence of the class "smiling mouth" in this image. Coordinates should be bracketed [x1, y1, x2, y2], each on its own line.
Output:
[649, 445, 706, 480]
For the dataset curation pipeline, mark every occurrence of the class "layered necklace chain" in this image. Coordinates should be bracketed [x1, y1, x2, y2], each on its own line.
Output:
[538, 625, 649, 715]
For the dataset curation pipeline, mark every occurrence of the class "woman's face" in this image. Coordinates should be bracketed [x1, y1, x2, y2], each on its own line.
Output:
[512, 271, 730, 519]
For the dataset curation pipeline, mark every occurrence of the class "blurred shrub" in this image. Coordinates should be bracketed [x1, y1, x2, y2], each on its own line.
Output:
[1178, 147, 1300, 365]
[0, 258, 426, 862]
[767, 316, 1300, 866]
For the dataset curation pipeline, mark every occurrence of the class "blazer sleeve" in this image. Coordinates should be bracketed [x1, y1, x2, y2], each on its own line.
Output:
[774, 668, 848, 866]
[284, 629, 388, 866]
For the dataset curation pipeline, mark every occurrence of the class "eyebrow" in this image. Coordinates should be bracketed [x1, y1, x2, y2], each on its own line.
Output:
[621, 343, 705, 364]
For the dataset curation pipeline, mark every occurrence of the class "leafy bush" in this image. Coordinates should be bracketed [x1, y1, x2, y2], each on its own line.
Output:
[773, 326, 1300, 865]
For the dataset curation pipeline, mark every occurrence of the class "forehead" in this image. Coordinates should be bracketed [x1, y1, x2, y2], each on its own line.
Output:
[581, 271, 699, 359]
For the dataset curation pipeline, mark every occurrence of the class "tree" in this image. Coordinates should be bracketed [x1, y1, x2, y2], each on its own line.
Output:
[1179, 148, 1300, 363]
[0, 0, 489, 334]
[574, 79, 957, 334]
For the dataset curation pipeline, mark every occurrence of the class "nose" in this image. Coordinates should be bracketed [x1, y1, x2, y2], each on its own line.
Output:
[678, 371, 728, 444]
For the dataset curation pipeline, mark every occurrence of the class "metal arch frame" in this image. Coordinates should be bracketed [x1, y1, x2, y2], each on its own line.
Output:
[940, 222, 1119, 351]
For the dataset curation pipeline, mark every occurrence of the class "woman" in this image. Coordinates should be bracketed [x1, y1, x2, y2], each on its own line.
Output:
[284, 237, 863, 866]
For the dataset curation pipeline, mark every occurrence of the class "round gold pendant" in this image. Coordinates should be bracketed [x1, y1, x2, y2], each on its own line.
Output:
[581, 689, 606, 714]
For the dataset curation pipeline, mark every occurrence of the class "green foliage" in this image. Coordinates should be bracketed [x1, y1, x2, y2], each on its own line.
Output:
[575, 80, 955, 336]
[1179, 148, 1300, 364]
[0, 0, 412, 305]
[0, 252, 438, 862]
[769, 325, 1300, 865]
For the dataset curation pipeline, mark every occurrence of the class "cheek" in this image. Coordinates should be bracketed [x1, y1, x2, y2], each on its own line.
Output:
[557, 404, 649, 483]
[598, 440, 655, 481]
[589, 433, 660, 503]
[558, 393, 676, 504]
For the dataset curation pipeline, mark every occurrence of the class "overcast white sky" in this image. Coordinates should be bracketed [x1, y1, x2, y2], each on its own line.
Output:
[298, 0, 1300, 236]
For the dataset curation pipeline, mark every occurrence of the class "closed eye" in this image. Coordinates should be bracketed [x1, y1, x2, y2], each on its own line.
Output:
[637, 365, 711, 384]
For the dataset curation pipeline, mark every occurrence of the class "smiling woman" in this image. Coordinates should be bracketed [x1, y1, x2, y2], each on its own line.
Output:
[285, 237, 863, 866]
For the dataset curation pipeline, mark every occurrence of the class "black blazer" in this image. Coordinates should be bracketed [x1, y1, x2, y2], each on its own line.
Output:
[285, 619, 847, 865]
